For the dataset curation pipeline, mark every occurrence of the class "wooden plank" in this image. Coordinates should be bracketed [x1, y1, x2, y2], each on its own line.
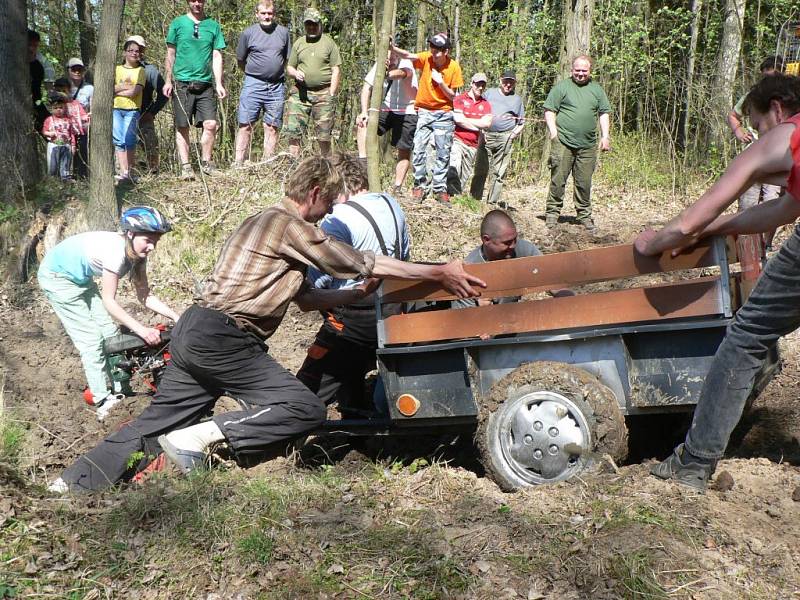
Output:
[380, 239, 730, 304]
[382, 277, 724, 345]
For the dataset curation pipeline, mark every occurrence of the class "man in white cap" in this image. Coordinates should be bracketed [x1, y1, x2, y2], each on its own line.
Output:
[125, 35, 169, 174]
[446, 72, 492, 197]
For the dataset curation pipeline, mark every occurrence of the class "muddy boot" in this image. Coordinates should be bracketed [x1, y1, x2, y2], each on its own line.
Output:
[650, 443, 715, 492]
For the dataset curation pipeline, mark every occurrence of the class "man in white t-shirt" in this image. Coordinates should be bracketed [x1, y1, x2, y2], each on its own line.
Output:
[356, 51, 419, 195]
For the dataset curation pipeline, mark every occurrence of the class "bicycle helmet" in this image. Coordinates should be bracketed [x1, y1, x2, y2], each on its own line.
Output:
[120, 206, 172, 234]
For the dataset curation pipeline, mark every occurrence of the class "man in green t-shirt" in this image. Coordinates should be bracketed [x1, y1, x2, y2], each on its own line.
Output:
[163, 0, 227, 179]
[543, 55, 611, 232]
[285, 8, 341, 157]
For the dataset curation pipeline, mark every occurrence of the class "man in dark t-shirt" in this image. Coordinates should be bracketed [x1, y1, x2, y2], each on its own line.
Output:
[233, 0, 291, 166]
[28, 29, 49, 132]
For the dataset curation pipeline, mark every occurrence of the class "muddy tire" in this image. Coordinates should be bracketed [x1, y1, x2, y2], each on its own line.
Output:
[477, 361, 628, 491]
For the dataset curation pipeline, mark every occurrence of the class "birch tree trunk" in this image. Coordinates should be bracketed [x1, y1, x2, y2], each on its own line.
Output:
[0, 0, 40, 203]
[711, 0, 746, 149]
[367, 0, 395, 190]
[678, 0, 703, 155]
[85, 0, 125, 232]
[452, 0, 461, 62]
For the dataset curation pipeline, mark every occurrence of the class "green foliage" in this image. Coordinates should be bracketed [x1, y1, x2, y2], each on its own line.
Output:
[598, 132, 682, 192]
[126, 450, 146, 469]
[0, 417, 25, 466]
[237, 529, 274, 565]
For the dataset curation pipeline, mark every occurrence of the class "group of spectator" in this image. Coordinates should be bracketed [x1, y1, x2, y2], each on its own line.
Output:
[28, 0, 615, 225]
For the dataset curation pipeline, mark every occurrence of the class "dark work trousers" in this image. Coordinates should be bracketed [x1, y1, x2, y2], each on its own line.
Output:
[61, 304, 326, 491]
[296, 308, 378, 413]
[546, 138, 598, 222]
[74, 134, 89, 179]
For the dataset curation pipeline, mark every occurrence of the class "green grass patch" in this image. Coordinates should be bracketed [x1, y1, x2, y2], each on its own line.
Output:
[451, 194, 483, 212]
[610, 549, 669, 599]
[598, 132, 683, 192]
[236, 529, 274, 565]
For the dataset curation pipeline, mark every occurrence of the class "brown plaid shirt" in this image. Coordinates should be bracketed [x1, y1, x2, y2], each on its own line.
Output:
[197, 198, 375, 339]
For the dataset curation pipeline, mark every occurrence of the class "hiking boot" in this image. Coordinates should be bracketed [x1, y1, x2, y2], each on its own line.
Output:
[411, 187, 425, 202]
[579, 218, 597, 232]
[200, 161, 220, 176]
[650, 444, 715, 492]
[180, 164, 196, 181]
[434, 191, 451, 205]
[545, 214, 558, 229]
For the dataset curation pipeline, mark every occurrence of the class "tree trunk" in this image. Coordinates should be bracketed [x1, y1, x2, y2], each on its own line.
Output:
[480, 0, 491, 30]
[678, 0, 703, 154]
[86, 0, 125, 231]
[711, 0, 746, 149]
[416, 2, 427, 51]
[0, 0, 40, 203]
[452, 0, 461, 62]
[75, 0, 98, 68]
[367, 0, 395, 190]
[558, 0, 595, 77]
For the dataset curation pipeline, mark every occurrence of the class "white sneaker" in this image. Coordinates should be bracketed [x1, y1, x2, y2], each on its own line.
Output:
[48, 477, 69, 494]
[95, 393, 126, 421]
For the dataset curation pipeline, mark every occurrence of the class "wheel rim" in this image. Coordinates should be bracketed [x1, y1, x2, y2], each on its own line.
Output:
[496, 390, 592, 484]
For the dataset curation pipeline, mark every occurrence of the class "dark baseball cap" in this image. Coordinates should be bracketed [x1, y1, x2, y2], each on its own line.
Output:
[500, 69, 517, 81]
[428, 33, 451, 49]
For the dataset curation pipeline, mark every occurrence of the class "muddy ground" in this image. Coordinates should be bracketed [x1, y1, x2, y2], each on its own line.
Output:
[1, 174, 800, 598]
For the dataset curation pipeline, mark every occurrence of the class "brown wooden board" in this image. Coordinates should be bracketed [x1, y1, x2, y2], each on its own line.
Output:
[380, 239, 732, 304]
[382, 277, 724, 345]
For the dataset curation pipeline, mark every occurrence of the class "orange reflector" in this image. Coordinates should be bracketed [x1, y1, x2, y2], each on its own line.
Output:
[396, 393, 420, 417]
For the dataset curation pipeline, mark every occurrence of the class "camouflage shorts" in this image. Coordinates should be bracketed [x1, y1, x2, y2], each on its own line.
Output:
[283, 86, 336, 142]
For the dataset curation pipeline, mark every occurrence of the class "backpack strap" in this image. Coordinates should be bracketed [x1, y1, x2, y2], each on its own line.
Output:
[345, 200, 389, 256]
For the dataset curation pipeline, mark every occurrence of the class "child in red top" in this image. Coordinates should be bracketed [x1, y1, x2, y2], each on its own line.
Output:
[42, 92, 81, 181]
[54, 78, 89, 136]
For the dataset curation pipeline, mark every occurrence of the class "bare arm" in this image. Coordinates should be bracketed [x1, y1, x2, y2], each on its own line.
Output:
[329, 65, 341, 96]
[357, 81, 372, 127]
[163, 45, 176, 97]
[294, 279, 380, 311]
[132, 270, 181, 323]
[544, 110, 558, 139]
[701, 194, 800, 237]
[453, 111, 493, 131]
[599, 113, 611, 151]
[634, 124, 795, 256]
[115, 84, 143, 98]
[100, 270, 163, 345]
[390, 44, 418, 61]
[286, 64, 304, 81]
[212, 49, 226, 98]
[727, 108, 753, 144]
[372, 256, 486, 298]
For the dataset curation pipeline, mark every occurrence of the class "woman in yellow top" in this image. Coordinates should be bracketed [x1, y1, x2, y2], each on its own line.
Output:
[113, 39, 146, 183]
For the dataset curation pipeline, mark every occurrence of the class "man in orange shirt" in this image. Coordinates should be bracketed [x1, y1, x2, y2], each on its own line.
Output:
[393, 33, 464, 204]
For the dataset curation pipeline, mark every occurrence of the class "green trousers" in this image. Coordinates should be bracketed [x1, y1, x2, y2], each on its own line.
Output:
[546, 139, 598, 222]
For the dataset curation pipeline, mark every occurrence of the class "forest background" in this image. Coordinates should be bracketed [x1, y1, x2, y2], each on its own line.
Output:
[6, 0, 800, 207]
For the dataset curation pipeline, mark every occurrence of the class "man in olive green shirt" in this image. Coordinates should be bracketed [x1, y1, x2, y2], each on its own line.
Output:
[285, 8, 341, 157]
[543, 55, 611, 232]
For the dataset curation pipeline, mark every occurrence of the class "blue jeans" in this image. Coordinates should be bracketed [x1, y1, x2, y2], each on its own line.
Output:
[237, 76, 285, 127]
[412, 109, 454, 193]
[685, 225, 800, 459]
[47, 143, 73, 180]
[113, 108, 140, 150]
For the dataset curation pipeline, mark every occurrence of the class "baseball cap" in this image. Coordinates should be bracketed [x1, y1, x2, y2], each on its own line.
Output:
[303, 8, 322, 23]
[428, 33, 451, 49]
[67, 57, 84, 68]
[125, 35, 147, 48]
[500, 69, 517, 81]
[471, 72, 488, 84]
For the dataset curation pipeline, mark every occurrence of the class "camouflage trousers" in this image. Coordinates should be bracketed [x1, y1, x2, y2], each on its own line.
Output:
[283, 86, 335, 142]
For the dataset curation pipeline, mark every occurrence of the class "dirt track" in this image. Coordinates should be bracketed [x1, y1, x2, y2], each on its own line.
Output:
[2, 177, 800, 597]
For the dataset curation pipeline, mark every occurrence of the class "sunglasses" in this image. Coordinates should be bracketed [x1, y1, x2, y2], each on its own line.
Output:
[193, 23, 199, 38]
[69, 66, 84, 71]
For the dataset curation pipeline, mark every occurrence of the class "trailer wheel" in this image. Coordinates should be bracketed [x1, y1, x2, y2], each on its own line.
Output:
[477, 361, 628, 491]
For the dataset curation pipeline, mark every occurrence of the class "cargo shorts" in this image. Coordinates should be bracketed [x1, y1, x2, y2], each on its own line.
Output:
[283, 85, 335, 142]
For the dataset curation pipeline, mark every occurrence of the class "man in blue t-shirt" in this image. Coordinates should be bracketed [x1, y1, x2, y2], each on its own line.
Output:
[233, 1, 291, 166]
[470, 70, 526, 208]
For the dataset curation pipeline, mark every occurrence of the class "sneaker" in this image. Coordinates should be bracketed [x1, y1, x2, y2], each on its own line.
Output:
[200, 160, 219, 176]
[411, 187, 425, 202]
[48, 477, 69, 494]
[96, 393, 126, 421]
[579, 218, 597, 232]
[545, 214, 558, 229]
[650, 444, 715, 492]
[158, 433, 207, 475]
[180, 164, 196, 181]
[434, 192, 451, 205]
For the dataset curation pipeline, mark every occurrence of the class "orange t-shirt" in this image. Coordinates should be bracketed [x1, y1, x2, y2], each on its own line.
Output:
[786, 113, 800, 202]
[412, 51, 464, 111]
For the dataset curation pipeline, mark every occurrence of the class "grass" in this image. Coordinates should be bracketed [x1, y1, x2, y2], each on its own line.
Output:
[0, 377, 25, 465]
[610, 549, 669, 599]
